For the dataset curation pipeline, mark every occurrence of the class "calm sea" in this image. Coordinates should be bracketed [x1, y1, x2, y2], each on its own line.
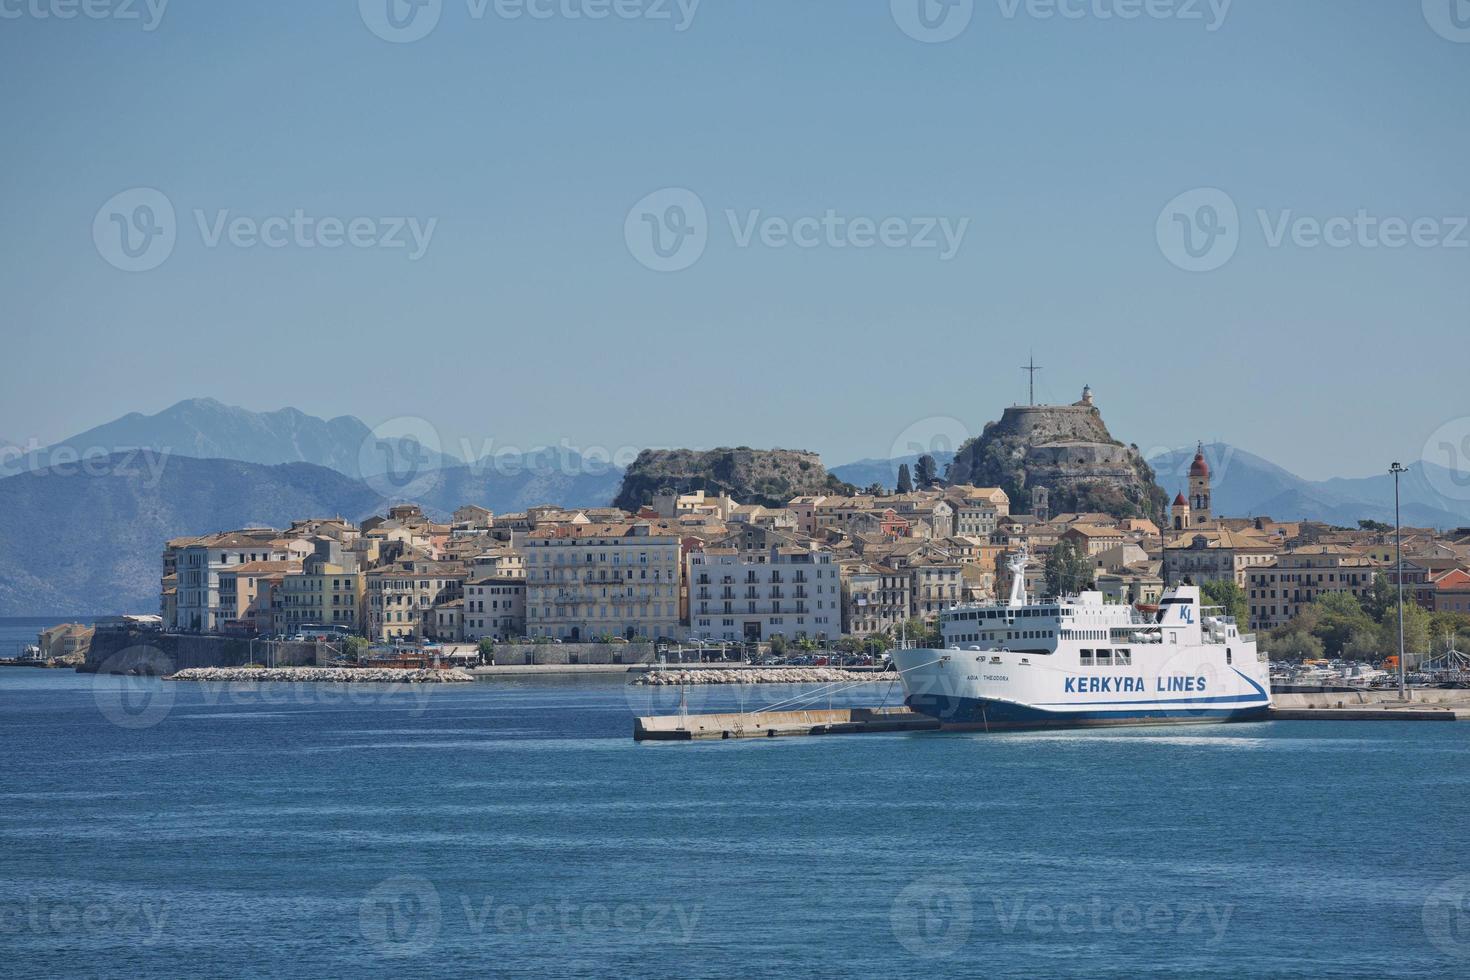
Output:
[1, 670, 1467, 978]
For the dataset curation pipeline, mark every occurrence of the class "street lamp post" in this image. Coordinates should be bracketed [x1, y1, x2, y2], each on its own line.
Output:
[1390, 462, 1408, 700]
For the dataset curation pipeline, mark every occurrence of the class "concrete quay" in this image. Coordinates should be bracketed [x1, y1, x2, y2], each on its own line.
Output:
[634, 707, 938, 741]
[635, 692, 1470, 741]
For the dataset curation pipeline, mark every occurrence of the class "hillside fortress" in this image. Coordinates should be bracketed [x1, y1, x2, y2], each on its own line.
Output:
[946, 385, 1167, 521]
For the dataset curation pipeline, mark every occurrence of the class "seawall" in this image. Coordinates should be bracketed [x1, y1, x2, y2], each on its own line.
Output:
[84, 629, 325, 675]
[489, 643, 657, 666]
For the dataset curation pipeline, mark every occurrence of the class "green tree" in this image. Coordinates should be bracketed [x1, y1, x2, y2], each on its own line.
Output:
[915, 455, 938, 487]
[1262, 628, 1325, 661]
[477, 637, 496, 664]
[864, 634, 893, 656]
[1308, 591, 1375, 657]
[864, 482, 886, 497]
[1044, 541, 1093, 597]
[1201, 580, 1247, 626]
[1357, 519, 1393, 533]
[1401, 600, 1432, 658]
[1362, 572, 1396, 623]
[769, 635, 789, 657]
[342, 635, 370, 662]
[896, 464, 913, 494]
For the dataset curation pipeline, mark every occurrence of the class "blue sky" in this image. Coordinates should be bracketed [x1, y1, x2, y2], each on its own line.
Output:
[2, 0, 1467, 479]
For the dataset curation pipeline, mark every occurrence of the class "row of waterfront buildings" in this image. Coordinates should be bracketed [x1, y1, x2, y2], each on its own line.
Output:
[159, 447, 1470, 644]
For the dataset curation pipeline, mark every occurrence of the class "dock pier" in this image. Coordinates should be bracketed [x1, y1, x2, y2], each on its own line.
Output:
[634, 692, 1470, 741]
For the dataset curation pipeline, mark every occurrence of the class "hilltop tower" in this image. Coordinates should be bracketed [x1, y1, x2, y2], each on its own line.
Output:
[1189, 443, 1212, 523]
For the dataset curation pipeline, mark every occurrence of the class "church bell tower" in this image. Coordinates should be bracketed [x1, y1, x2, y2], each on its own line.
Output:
[1188, 443, 1212, 524]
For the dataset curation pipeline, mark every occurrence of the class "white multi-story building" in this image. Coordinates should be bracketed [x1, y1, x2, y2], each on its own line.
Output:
[522, 522, 682, 641]
[175, 531, 293, 632]
[688, 544, 840, 643]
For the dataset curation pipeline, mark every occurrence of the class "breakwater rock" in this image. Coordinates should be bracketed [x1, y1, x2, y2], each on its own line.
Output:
[633, 668, 891, 686]
[166, 667, 474, 684]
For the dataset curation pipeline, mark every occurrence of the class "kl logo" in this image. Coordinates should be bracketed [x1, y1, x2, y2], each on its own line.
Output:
[624, 188, 708, 272]
[892, 0, 974, 43]
[93, 188, 176, 272]
[1424, 0, 1470, 42]
[360, 0, 442, 43]
[1156, 188, 1239, 273]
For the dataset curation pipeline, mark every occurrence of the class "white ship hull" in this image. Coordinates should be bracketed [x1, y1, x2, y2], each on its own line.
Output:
[892, 645, 1270, 729]
[892, 575, 1271, 730]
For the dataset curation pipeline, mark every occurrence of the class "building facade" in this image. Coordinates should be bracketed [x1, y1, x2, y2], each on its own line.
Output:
[1245, 546, 1379, 630]
[688, 545, 841, 643]
[523, 522, 681, 641]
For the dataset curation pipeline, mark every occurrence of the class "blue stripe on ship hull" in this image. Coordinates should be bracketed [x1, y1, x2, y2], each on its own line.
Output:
[905, 694, 1270, 730]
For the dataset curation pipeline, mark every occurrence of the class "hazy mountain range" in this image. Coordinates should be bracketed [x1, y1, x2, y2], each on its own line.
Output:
[3, 402, 1465, 615]
[1147, 443, 1470, 531]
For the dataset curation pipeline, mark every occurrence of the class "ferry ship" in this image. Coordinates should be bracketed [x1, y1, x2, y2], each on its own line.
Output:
[891, 549, 1271, 729]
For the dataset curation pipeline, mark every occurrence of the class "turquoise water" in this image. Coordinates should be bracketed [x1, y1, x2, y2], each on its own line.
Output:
[1, 670, 1468, 978]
